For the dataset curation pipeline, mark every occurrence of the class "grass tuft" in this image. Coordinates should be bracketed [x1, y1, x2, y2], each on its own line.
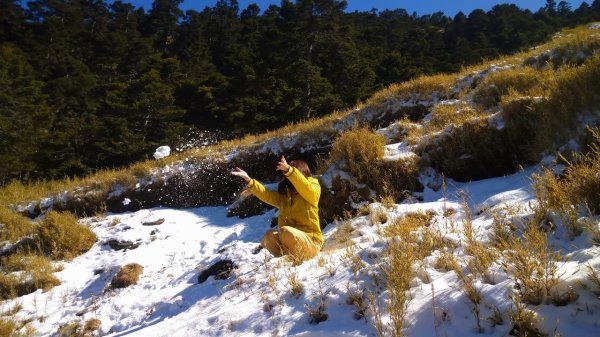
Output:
[0, 253, 61, 299]
[110, 263, 143, 289]
[36, 211, 97, 260]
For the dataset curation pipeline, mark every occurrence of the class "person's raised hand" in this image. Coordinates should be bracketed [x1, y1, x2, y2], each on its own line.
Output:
[231, 167, 251, 182]
[276, 155, 290, 173]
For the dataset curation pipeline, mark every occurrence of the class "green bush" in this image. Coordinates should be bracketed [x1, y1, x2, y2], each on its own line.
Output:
[36, 211, 97, 260]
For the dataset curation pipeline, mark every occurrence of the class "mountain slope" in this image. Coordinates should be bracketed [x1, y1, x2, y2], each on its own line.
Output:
[2, 23, 600, 337]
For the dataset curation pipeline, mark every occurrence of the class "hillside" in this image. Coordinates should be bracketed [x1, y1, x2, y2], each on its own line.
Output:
[1, 23, 600, 336]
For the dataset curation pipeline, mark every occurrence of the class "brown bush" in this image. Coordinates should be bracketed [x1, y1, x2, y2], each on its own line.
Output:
[0, 254, 61, 300]
[36, 211, 97, 260]
[110, 263, 143, 289]
[0, 206, 34, 243]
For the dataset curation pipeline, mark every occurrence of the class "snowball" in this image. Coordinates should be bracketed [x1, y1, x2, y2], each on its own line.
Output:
[154, 146, 171, 160]
[122, 198, 131, 206]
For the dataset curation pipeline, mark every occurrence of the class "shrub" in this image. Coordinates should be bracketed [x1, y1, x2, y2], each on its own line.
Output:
[110, 263, 143, 289]
[501, 96, 545, 163]
[418, 117, 519, 181]
[36, 211, 97, 260]
[535, 54, 600, 154]
[0, 273, 21, 300]
[471, 67, 551, 109]
[328, 126, 422, 203]
[0, 254, 61, 299]
[386, 238, 415, 336]
[84, 318, 101, 334]
[508, 296, 545, 337]
[384, 211, 434, 238]
[0, 318, 16, 337]
[377, 156, 423, 201]
[426, 103, 482, 133]
[503, 224, 560, 305]
[0, 206, 34, 243]
[329, 126, 385, 184]
[287, 270, 304, 298]
[532, 127, 600, 237]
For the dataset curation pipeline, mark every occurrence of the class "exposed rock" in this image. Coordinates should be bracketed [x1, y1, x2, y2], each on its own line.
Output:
[107, 240, 140, 251]
[142, 218, 165, 226]
[197, 260, 238, 283]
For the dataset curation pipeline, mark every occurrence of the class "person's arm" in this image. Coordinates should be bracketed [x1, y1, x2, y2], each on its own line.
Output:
[275, 156, 320, 207]
[246, 179, 282, 208]
[231, 167, 281, 208]
[284, 167, 320, 207]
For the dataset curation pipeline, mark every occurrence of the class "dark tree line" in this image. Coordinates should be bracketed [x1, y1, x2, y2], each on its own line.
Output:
[1, 0, 599, 183]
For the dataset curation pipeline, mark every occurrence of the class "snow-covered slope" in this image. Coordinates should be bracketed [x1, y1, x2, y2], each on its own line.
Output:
[5, 166, 600, 337]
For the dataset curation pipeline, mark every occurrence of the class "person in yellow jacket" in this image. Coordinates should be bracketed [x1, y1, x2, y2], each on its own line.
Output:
[231, 155, 322, 263]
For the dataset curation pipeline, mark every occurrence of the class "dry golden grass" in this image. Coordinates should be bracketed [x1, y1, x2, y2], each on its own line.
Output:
[533, 127, 600, 238]
[384, 211, 434, 238]
[329, 126, 386, 183]
[462, 216, 498, 279]
[328, 126, 422, 200]
[503, 224, 560, 305]
[84, 318, 101, 334]
[379, 210, 440, 336]
[56, 321, 82, 337]
[344, 244, 366, 284]
[508, 295, 545, 337]
[346, 286, 368, 320]
[110, 263, 143, 289]
[0, 206, 34, 243]
[369, 207, 388, 226]
[0, 317, 17, 337]
[490, 212, 515, 249]
[287, 269, 304, 298]
[385, 238, 414, 337]
[586, 263, 600, 293]
[36, 211, 97, 261]
[367, 73, 459, 105]
[426, 103, 484, 133]
[0, 253, 61, 299]
[534, 54, 600, 154]
[433, 249, 459, 272]
[471, 67, 553, 109]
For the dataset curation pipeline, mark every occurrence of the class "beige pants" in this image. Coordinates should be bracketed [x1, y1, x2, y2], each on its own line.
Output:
[261, 226, 320, 263]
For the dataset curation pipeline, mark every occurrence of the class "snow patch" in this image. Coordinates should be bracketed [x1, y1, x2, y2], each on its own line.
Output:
[153, 146, 171, 160]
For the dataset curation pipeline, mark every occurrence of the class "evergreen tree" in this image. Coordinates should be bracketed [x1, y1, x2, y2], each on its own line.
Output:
[0, 44, 52, 182]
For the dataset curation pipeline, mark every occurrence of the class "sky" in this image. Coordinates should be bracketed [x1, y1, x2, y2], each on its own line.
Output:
[122, 0, 588, 16]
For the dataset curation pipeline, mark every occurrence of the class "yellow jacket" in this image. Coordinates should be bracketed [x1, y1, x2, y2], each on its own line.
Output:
[247, 166, 322, 246]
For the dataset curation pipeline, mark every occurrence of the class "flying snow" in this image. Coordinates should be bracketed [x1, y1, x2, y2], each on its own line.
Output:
[153, 146, 171, 160]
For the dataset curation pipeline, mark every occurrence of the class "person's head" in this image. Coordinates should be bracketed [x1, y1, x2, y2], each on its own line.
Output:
[278, 159, 311, 194]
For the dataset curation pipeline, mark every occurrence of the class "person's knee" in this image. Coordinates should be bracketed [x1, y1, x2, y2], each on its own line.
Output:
[262, 230, 283, 257]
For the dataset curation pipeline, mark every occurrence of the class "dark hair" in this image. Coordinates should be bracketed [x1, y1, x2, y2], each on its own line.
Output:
[277, 160, 311, 194]
[289, 160, 311, 178]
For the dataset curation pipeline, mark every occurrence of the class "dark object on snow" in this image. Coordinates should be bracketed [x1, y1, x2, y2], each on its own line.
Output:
[142, 218, 165, 226]
[197, 260, 238, 283]
[108, 239, 140, 251]
[252, 245, 263, 254]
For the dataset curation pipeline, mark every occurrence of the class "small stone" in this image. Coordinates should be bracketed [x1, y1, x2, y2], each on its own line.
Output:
[142, 218, 165, 226]
[108, 240, 141, 251]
